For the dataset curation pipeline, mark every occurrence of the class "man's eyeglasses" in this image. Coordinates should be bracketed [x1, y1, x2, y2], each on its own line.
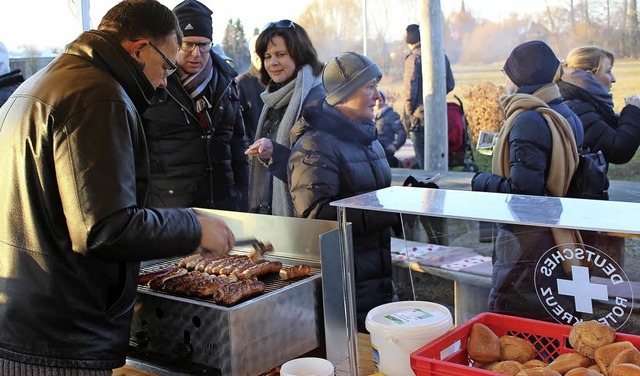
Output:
[180, 41, 213, 53]
[261, 19, 295, 32]
[148, 41, 177, 78]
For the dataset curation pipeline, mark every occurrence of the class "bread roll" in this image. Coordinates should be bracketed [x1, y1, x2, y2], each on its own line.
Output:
[468, 322, 501, 363]
[516, 368, 562, 376]
[594, 341, 637, 376]
[523, 359, 549, 368]
[548, 353, 592, 374]
[500, 335, 538, 363]
[488, 360, 525, 375]
[565, 367, 605, 376]
[570, 321, 616, 358]
[610, 348, 640, 369]
[608, 363, 640, 376]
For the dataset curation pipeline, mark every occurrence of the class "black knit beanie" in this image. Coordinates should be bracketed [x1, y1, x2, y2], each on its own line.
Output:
[173, 0, 213, 38]
[503, 40, 560, 87]
[323, 52, 382, 106]
[406, 24, 420, 44]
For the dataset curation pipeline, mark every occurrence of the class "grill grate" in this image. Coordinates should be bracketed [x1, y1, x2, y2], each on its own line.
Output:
[137, 255, 319, 305]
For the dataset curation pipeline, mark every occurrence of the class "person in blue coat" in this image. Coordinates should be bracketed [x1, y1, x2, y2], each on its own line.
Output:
[374, 90, 407, 167]
[471, 40, 584, 320]
[288, 52, 398, 332]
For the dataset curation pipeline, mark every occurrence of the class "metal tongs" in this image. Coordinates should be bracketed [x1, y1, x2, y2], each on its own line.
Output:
[234, 238, 274, 262]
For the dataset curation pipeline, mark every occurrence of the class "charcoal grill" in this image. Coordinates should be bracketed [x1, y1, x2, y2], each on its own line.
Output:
[128, 209, 343, 376]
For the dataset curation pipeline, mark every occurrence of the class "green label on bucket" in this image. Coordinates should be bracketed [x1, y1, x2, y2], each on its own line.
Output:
[383, 308, 433, 324]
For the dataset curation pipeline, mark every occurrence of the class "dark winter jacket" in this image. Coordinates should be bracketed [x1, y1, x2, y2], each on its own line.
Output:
[237, 65, 265, 141]
[471, 84, 583, 319]
[143, 51, 249, 212]
[0, 31, 201, 369]
[0, 69, 23, 107]
[288, 102, 398, 332]
[558, 70, 640, 165]
[403, 43, 455, 120]
[374, 104, 407, 155]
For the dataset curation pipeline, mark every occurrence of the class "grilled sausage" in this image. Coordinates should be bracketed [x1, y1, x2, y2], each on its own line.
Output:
[279, 265, 311, 280]
[147, 267, 188, 290]
[240, 261, 282, 279]
[138, 265, 178, 285]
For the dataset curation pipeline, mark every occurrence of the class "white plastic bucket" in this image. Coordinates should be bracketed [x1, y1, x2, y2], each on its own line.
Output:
[365, 301, 453, 376]
[280, 357, 334, 376]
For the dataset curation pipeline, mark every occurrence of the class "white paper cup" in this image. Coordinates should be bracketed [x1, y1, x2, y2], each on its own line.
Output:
[280, 357, 334, 376]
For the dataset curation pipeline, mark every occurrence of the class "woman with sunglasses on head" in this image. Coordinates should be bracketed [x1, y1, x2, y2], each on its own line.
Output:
[245, 20, 325, 216]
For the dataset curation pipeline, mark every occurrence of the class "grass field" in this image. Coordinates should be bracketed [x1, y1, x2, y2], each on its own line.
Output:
[380, 60, 640, 180]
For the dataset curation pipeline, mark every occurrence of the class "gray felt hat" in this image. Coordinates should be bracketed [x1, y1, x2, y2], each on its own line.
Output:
[323, 51, 382, 106]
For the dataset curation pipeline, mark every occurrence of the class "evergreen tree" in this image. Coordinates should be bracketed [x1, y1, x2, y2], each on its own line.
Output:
[222, 18, 250, 72]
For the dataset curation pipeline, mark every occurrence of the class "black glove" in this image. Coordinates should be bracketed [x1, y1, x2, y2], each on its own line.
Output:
[403, 175, 439, 189]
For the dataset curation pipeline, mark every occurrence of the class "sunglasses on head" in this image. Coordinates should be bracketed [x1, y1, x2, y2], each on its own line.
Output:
[261, 19, 295, 32]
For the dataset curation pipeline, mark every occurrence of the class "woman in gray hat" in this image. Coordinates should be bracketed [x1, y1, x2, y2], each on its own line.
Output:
[288, 51, 398, 332]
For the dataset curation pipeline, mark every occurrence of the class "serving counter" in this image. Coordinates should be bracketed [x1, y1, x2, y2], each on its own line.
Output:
[331, 186, 640, 375]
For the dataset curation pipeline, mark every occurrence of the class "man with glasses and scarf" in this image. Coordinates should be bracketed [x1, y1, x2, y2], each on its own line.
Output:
[143, 0, 249, 212]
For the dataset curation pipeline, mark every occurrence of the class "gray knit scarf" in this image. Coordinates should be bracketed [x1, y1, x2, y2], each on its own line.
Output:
[254, 64, 322, 217]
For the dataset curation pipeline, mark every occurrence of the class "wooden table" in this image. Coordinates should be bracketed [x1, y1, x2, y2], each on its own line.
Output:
[115, 334, 378, 376]
[334, 332, 377, 375]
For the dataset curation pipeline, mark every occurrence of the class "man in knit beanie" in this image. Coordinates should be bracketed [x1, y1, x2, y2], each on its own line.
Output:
[289, 51, 398, 332]
[142, 0, 249, 212]
[402, 23, 455, 170]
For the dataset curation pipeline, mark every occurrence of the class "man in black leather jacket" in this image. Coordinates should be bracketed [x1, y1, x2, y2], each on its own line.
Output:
[0, 1, 235, 373]
[142, 0, 249, 212]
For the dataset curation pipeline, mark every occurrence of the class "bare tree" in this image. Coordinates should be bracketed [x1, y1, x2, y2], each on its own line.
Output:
[297, 0, 362, 61]
[629, 0, 639, 56]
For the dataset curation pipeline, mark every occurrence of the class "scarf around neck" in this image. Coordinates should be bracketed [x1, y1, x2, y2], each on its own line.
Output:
[253, 64, 322, 217]
[495, 83, 579, 196]
[495, 83, 585, 273]
[179, 56, 214, 132]
[561, 66, 614, 109]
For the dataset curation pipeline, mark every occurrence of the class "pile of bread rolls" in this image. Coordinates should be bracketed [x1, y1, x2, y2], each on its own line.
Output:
[466, 320, 640, 376]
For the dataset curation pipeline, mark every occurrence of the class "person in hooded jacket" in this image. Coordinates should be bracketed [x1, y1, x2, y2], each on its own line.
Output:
[558, 46, 640, 168]
[374, 90, 407, 167]
[557, 46, 640, 266]
[288, 52, 398, 332]
[471, 40, 584, 320]
[0, 0, 235, 373]
[142, 0, 249, 212]
[237, 34, 265, 141]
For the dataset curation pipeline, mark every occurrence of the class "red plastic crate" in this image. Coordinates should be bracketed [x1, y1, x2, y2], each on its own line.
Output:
[410, 312, 640, 376]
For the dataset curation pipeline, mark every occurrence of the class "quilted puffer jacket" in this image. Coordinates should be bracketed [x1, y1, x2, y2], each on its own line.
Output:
[289, 102, 398, 332]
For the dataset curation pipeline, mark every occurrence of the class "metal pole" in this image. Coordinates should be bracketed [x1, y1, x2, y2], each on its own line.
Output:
[363, 0, 368, 55]
[422, 0, 448, 172]
[78, 0, 91, 31]
[337, 206, 359, 375]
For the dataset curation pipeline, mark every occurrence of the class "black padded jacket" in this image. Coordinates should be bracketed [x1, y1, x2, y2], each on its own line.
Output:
[143, 52, 249, 212]
[289, 102, 398, 332]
